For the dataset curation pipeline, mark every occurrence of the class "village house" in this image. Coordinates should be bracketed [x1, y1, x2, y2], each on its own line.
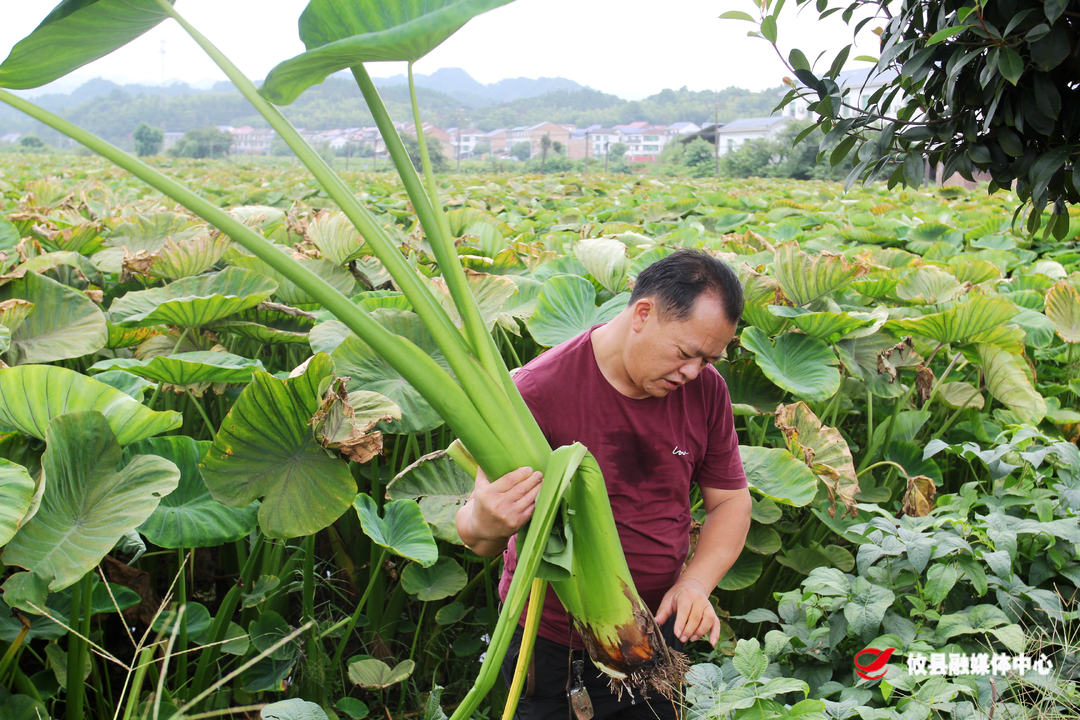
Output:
[445, 127, 487, 159]
[484, 128, 508, 155]
[786, 67, 900, 121]
[506, 122, 577, 159]
[713, 116, 792, 155]
[400, 122, 452, 152]
[230, 126, 275, 155]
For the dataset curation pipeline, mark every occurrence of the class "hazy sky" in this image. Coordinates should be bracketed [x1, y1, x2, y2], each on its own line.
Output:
[1, 1, 880, 100]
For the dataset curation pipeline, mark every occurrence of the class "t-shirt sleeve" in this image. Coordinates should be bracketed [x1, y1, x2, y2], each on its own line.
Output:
[694, 374, 748, 490]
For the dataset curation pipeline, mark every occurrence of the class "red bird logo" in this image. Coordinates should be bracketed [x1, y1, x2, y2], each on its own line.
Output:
[853, 648, 895, 680]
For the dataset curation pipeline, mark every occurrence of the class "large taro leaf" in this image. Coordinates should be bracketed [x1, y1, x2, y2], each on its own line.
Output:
[89, 352, 265, 385]
[109, 267, 277, 328]
[894, 266, 968, 304]
[767, 306, 875, 343]
[1011, 307, 1056, 348]
[123, 436, 258, 549]
[526, 274, 629, 347]
[261, 0, 515, 105]
[353, 493, 437, 567]
[2, 411, 180, 592]
[201, 353, 355, 539]
[574, 238, 630, 293]
[307, 211, 366, 266]
[107, 212, 205, 254]
[0, 0, 176, 89]
[330, 310, 452, 435]
[772, 242, 864, 306]
[210, 305, 316, 345]
[717, 551, 763, 591]
[230, 254, 356, 306]
[975, 343, 1046, 425]
[0, 365, 181, 444]
[884, 296, 1017, 344]
[714, 358, 785, 416]
[775, 402, 859, 518]
[740, 271, 787, 335]
[400, 557, 467, 601]
[936, 381, 985, 410]
[1045, 280, 1080, 343]
[428, 270, 517, 332]
[386, 451, 473, 544]
[0, 271, 107, 365]
[738, 446, 818, 507]
[740, 327, 841, 403]
[148, 234, 233, 280]
[0, 459, 36, 546]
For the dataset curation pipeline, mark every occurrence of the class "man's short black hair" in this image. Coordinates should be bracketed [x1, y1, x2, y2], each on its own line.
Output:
[629, 249, 743, 325]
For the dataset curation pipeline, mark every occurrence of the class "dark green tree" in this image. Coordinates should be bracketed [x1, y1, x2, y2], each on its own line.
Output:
[132, 121, 163, 156]
[511, 141, 532, 161]
[18, 135, 44, 148]
[725, 0, 1080, 236]
[682, 137, 716, 178]
[401, 133, 448, 173]
[169, 126, 233, 158]
[608, 142, 628, 160]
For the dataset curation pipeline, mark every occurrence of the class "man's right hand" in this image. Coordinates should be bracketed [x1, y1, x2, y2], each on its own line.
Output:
[455, 466, 543, 557]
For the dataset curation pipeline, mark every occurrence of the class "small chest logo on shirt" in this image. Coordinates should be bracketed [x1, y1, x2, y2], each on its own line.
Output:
[672, 446, 690, 456]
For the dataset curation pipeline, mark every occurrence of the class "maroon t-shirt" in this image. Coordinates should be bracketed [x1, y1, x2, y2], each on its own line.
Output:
[497, 325, 747, 648]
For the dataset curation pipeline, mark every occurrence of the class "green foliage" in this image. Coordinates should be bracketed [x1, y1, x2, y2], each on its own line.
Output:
[17, 135, 43, 148]
[510, 141, 531, 161]
[682, 137, 716, 178]
[731, 0, 1080, 235]
[169, 125, 234, 158]
[132, 121, 163, 156]
[401, 133, 448, 173]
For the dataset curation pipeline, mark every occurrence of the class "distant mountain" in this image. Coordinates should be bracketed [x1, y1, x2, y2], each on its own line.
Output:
[370, 67, 588, 106]
[14, 78, 237, 114]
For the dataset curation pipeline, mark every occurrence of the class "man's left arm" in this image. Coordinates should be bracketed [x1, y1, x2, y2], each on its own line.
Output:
[655, 485, 752, 645]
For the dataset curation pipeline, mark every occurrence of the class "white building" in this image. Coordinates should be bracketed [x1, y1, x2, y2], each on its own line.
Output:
[446, 127, 487, 159]
[668, 121, 701, 135]
[230, 126, 276, 155]
[787, 67, 901, 120]
[714, 116, 792, 154]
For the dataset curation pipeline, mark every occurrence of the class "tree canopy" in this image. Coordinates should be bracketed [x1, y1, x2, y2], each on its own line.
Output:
[725, 0, 1080, 238]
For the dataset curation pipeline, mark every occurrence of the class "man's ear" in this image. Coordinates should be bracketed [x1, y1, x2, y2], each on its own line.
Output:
[630, 297, 655, 332]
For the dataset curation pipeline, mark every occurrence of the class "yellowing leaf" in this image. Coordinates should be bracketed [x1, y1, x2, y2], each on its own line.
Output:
[774, 402, 859, 518]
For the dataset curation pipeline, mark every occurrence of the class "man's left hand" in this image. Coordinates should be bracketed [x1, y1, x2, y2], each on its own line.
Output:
[655, 577, 720, 645]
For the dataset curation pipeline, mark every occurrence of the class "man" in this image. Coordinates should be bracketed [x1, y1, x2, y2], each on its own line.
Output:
[456, 249, 751, 720]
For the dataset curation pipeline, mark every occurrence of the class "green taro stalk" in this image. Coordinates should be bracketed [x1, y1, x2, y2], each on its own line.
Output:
[0, 0, 688, 710]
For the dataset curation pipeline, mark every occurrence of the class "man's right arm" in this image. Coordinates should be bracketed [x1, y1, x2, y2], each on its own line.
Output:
[455, 466, 543, 557]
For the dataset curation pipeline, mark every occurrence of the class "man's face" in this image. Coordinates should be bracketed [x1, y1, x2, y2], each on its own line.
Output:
[626, 294, 737, 399]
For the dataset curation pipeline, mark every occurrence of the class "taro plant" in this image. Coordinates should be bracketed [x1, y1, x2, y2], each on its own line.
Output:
[0, 0, 694, 716]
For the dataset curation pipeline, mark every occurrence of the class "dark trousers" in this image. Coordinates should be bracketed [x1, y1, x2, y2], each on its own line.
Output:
[499, 620, 685, 720]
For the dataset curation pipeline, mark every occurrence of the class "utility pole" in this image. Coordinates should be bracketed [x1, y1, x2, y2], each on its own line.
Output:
[345, 141, 351, 171]
[584, 130, 590, 173]
[604, 140, 609, 174]
[374, 136, 379, 172]
[714, 95, 720, 178]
